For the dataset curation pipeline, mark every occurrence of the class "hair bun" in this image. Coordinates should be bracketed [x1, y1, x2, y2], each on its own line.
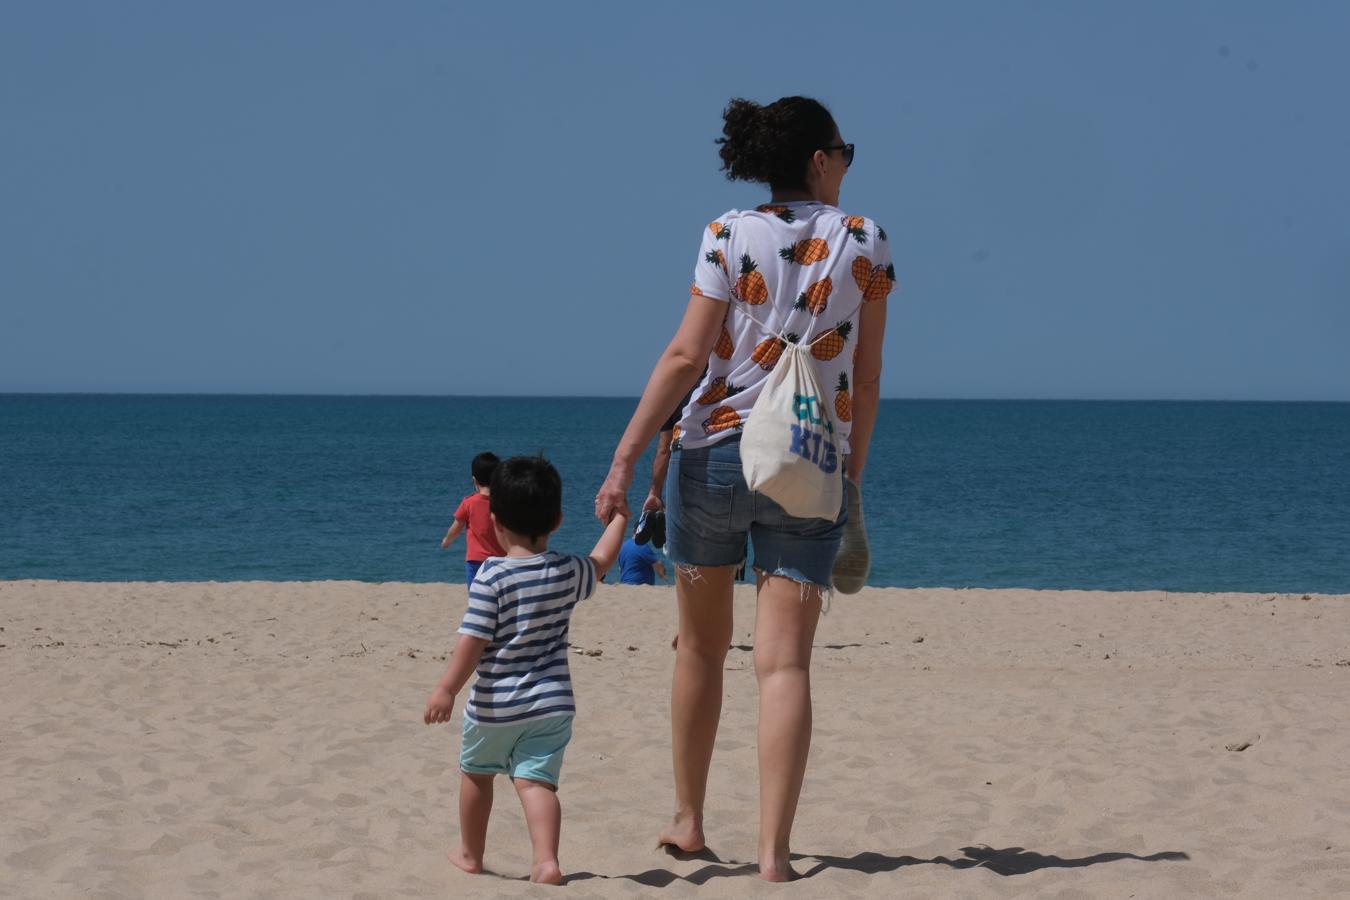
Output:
[715, 96, 836, 190]
[721, 98, 761, 140]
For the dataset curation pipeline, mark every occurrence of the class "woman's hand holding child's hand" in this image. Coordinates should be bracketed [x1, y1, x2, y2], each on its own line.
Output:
[424, 687, 456, 725]
[595, 461, 633, 525]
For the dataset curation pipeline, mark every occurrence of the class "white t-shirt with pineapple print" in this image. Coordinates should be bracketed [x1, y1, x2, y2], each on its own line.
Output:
[674, 200, 896, 456]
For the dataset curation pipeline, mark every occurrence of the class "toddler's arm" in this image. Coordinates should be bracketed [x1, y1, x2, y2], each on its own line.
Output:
[440, 519, 466, 550]
[588, 513, 628, 581]
[423, 633, 489, 724]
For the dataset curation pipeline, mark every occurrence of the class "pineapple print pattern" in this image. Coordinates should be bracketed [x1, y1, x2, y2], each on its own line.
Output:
[685, 205, 895, 453]
[834, 373, 852, 422]
[779, 238, 830, 265]
[851, 256, 895, 303]
[810, 322, 851, 361]
[842, 215, 868, 244]
[696, 376, 741, 406]
[751, 336, 787, 371]
[734, 254, 769, 304]
[705, 248, 729, 276]
[793, 276, 832, 316]
[714, 325, 735, 360]
[702, 405, 742, 435]
[670, 424, 683, 452]
[757, 204, 797, 223]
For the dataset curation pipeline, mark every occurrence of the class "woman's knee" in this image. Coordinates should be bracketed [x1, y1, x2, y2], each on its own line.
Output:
[752, 576, 822, 677]
[753, 644, 813, 681]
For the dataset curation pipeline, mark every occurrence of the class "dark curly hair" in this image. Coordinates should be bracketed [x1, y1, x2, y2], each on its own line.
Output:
[716, 96, 839, 190]
[489, 455, 562, 541]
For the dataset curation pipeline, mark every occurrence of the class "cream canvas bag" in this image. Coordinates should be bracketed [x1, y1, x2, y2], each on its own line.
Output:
[739, 314, 852, 520]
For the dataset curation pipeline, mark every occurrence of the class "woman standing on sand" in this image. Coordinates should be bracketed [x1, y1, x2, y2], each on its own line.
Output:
[594, 96, 895, 881]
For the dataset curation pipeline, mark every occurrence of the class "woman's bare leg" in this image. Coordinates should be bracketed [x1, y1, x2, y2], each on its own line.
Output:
[752, 573, 823, 882]
[659, 563, 736, 852]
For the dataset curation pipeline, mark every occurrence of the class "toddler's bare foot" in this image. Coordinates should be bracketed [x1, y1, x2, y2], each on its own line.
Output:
[446, 846, 483, 874]
[530, 860, 563, 885]
[657, 812, 705, 853]
[758, 849, 800, 882]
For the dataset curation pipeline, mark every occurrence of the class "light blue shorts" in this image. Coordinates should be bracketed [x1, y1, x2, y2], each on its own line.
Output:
[666, 435, 847, 589]
[460, 714, 573, 787]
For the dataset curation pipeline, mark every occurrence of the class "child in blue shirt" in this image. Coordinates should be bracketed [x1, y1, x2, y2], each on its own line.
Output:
[617, 529, 668, 585]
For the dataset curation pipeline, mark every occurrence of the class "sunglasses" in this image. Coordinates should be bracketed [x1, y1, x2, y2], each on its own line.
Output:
[822, 142, 855, 168]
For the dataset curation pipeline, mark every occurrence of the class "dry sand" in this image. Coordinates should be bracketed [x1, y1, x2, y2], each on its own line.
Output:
[3, 580, 1349, 898]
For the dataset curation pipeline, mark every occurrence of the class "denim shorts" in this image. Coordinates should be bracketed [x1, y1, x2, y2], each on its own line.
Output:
[665, 435, 846, 589]
[460, 714, 573, 787]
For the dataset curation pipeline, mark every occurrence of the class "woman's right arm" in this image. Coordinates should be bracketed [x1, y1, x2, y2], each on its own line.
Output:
[844, 295, 887, 485]
[644, 428, 675, 511]
[595, 294, 726, 523]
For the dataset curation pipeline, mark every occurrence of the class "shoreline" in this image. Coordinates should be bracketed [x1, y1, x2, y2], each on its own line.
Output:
[6, 578, 1348, 597]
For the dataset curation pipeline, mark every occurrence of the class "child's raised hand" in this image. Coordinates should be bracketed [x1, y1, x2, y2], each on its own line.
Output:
[423, 687, 456, 725]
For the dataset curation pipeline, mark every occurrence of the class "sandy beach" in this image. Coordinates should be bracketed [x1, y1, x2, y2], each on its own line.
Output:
[3, 579, 1349, 898]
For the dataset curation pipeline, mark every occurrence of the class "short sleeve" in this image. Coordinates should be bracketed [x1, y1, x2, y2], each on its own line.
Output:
[453, 496, 471, 524]
[868, 221, 897, 301]
[691, 220, 733, 302]
[574, 555, 598, 602]
[458, 573, 498, 640]
[639, 543, 661, 565]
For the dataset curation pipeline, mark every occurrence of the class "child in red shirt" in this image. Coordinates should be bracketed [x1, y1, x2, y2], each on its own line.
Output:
[441, 452, 507, 583]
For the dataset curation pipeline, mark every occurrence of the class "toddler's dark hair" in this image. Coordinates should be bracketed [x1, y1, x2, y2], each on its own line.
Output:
[471, 452, 500, 487]
[489, 455, 562, 540]
[716, 96, 838, 190]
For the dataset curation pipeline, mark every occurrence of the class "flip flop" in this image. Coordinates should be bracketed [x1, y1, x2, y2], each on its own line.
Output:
[831, 479, 869, 594]
[651, 510, 667, 549]
[634, 510, 658, 546]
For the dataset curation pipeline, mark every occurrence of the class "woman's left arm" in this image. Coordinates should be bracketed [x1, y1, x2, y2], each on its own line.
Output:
[596, 294, 726, 523]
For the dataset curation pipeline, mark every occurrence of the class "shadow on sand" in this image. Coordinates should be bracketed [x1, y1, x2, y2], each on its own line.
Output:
[563, 844, 1190, 887]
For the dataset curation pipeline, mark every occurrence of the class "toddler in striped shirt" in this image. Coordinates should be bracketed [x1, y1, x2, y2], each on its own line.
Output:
[423, 454, 627, 884]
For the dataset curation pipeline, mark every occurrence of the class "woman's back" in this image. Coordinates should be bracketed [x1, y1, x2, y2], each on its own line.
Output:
[676, 199, 894, 455]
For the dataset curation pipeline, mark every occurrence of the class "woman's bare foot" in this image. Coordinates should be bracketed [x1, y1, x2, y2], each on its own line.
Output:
[530, 860, 563, 885]
[657, 812, 705, 853]
[446, 846, 483, 874]
[758, 849, 800, 882]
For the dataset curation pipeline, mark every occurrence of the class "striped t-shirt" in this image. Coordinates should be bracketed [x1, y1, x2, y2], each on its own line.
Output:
[458, 550, 598, 726]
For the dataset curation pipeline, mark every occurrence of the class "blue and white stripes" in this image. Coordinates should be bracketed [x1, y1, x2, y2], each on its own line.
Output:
[458, 551, 597, 725]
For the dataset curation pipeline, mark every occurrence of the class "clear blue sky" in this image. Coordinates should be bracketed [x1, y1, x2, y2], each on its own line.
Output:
[3, 2, 1347, 400]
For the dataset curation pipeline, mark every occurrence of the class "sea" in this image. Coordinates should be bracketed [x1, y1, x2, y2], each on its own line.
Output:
[2, 395, 1347, 593]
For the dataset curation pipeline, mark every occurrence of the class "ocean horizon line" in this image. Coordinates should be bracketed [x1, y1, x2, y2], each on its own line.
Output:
[3, 391, 1349, 405]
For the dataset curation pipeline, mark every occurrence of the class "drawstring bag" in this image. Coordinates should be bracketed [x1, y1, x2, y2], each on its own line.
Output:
[740, 326, 846, 521]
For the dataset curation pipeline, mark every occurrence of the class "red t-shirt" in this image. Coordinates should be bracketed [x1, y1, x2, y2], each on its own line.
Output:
[455, 492, 505, 562]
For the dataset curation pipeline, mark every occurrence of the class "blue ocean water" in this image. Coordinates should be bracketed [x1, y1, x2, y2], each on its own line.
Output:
[2, 395, 1347, 592]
